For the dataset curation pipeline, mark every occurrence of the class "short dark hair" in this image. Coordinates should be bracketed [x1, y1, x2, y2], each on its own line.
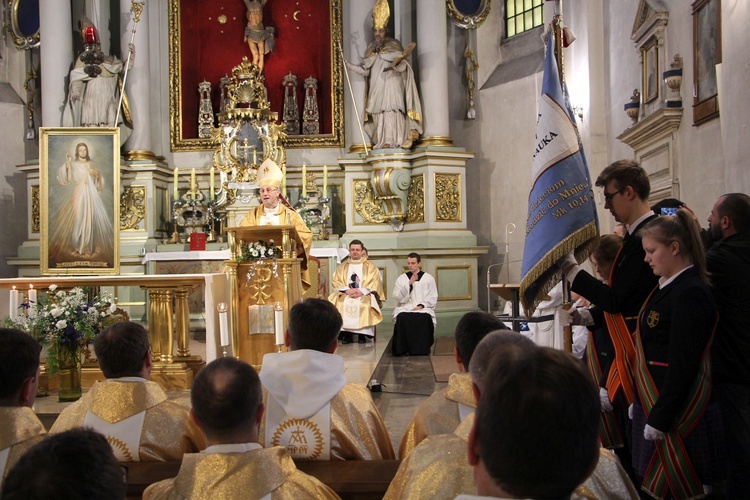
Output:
[94, 322, 150, 378]
[349, 239, 364, 250]
[288, 298, 343, 351]
[1, 428, 125, 500]
[407, 252, 421, 262]
[454, 311, 508, 367]
[595, 159, 650, 200]
[591, 233, 624, 280]
[0, 329, 41, 402]
[191, 357, 262, 440]
[468, 330, 535, 392]
[717, 193, 750, 233]
[476, 347, 599, 498]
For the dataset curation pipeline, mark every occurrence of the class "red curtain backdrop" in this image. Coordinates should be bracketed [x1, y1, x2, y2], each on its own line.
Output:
[179, 0, 333, 139]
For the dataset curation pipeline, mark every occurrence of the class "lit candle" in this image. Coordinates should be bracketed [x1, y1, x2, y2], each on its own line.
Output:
[209, 167, 215, 200]
[281, 165, 287, 197]
[218, 303, 229, 347]
[9, 286, 18, 320]
[253, 147, 258, 165]
[323, 165, 328, 198]
[301, 165, 307, 198]
[190, 168, 196, 198]
[274, 302, 284, 345]
[173, 167, 178, 198]
[28, 284, 37, 305]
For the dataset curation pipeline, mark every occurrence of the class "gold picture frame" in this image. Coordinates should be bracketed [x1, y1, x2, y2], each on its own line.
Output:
[4, 0, 40, 50]
[167, 0, 344, 151]
[641, 37, 659, 104]
[39, 127, 121, 275]
[692, 0, 721, 125]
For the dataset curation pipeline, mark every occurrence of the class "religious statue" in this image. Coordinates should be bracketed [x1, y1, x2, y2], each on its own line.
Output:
[63, 18, 133, 139]
[344, 0, 423, 149]
[243, 0, 275, 73]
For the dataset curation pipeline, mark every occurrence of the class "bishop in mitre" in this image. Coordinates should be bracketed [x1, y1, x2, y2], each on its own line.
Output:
[241, 158, 313, 290]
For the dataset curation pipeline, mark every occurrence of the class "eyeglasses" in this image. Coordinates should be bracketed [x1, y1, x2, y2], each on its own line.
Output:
[603, 189, 624, 204]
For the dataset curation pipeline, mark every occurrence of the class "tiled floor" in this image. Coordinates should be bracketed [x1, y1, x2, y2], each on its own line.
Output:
[34, 325, 448, 452]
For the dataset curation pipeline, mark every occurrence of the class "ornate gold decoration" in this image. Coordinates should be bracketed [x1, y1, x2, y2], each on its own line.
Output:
[168, 0, 344, 150]
[122, 150, 159, 161]
[446, 0, 491, 29]
[5, 0, 40, 49]
[107, 435, 134, 462]
[406, 174, 425, 223]
[419, 136, 454, 147]
[435, 173, 462, 221]
[271, 418, 325, 460]
[245, 261, 276, 304]
[353, 180, 388, 224]
[464, 47, 479, 119]
[120, 186, 146, 231]
[31, 185, 40, 233]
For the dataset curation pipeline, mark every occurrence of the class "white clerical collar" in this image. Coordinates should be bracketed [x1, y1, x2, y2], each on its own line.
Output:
[264, 204, 279, 214]
[202, 442, 262, 455]
[107, 376, 148, 383]
[659, 265, 693, 289]
[629, 210, 655, 234]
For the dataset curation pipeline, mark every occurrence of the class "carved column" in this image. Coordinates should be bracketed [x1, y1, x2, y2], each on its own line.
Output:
[416, 2, 451, 145]
[121, 0, 155, 159]
[147, 289, 162, 360]
[174, 288, 191, 357]
[39, 0, 73, 127]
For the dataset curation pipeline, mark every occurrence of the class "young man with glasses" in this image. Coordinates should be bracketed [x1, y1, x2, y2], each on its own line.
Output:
[558, 159, 659, 483]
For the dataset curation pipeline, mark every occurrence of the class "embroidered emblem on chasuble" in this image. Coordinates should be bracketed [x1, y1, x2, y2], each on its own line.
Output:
[265, 397, 331, 460]
[83, 410, 146, 461]
[647, 310, 660, 328]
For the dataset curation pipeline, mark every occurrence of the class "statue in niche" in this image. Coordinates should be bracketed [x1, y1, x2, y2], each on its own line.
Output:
[344, 0, 423, 149]
[243, 0, 275, 73]
[63, 17, 133, 140]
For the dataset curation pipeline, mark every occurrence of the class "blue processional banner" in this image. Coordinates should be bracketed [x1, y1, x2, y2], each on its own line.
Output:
[519, 32, 599, 317]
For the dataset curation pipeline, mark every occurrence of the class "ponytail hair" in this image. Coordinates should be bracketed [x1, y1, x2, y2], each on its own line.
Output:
[640, 209, 710, 285]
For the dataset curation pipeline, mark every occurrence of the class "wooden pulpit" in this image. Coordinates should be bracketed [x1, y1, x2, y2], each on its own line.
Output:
[225, 225, 304, 365]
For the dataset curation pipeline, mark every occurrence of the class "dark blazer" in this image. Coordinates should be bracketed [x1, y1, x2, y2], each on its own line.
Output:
[637, 267, 717, 431]
[572, 214, 660, 334]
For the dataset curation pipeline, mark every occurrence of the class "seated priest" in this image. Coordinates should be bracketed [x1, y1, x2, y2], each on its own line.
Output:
[387, 334, 638, 499]
[241, 158, 313, 290]
[391, 252, 438, 356]
[398, 311, 506, 458]
[328, 239, 384, 344]
[258, 298, 394, 460]
[143, 358, 337, 499]
[50, 322, 205, 461]
[2, 428, 126, 499]
[0, 329, 47, 485]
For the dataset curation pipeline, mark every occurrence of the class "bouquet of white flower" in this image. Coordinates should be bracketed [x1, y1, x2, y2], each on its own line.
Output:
[4, 286, 118, 374]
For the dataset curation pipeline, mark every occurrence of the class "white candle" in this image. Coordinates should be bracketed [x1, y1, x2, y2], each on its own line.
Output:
[209, 167, 215, 200]
[173, 167, 178, 198]
[190, 168, 196, 198]
[301, 165, 307, 198]
[9, 286, 19, 320]
[218, 303, 229, 346]
[274, 303, 284, 345]
[282, 165, 287, 197]
[323, 165, 328, 198]
[28, 285, 37, 305]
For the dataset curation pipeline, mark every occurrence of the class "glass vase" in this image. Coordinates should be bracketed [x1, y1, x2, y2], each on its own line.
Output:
[58, 341, 83, 402]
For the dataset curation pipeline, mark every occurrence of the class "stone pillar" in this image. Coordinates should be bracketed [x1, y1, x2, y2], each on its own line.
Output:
[121, 0, 155, 159]
[346, 1, 371, 152]
[416, 2, 452, 145]
[39, 0, 73, 127]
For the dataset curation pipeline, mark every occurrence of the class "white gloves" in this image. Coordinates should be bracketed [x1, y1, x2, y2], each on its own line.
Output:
[558, 306, 594, 327]
[644, 424, 666, 440]
[628, 404, 633, 419]
[558, 252, 578, 274]
[599, 387, 613, 412]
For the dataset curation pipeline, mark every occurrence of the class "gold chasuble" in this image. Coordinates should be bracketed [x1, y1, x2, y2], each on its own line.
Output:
[143, 446, 338, 500]
[398, 372, 475, 458]
[0, 406, 47, 480]
[50, 380, 204, 461]
[387, 414, 638, 500]
[328, 259, 384, 334]
[241, 203, 313, 291]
